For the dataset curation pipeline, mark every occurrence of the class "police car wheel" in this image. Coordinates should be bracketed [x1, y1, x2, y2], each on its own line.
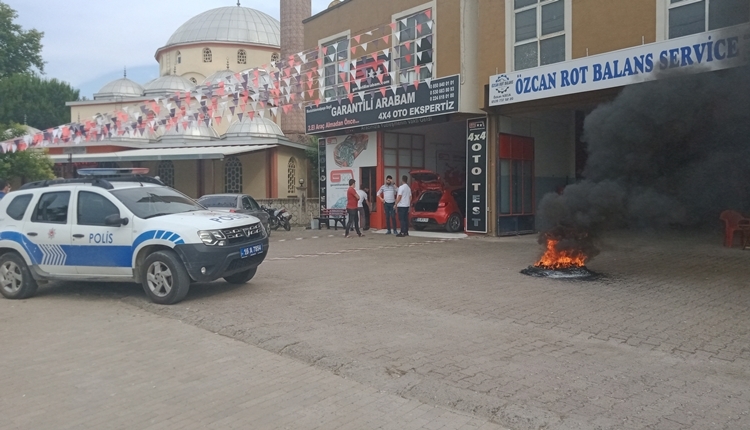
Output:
[0, 253, 39, 300]
[223, 267, 257, 285]
[142, 251, 190, 305]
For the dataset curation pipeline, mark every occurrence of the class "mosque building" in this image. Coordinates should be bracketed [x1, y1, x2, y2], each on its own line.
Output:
[56, 1, 312, 200]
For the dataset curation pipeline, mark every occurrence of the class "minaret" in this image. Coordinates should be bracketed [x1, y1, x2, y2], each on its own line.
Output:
[280, 0, 311, 139]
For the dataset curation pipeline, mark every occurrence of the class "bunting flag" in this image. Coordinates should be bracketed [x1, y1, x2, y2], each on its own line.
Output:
[3, 8, 438, 152]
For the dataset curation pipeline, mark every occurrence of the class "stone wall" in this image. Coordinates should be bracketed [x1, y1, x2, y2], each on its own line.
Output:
[255, 197, 320, 227]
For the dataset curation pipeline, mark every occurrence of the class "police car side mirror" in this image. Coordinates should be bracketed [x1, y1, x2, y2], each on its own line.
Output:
[104, 214, 129, 227]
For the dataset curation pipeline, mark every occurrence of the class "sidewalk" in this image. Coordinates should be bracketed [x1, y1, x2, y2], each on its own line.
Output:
[0, 295, 505, 430]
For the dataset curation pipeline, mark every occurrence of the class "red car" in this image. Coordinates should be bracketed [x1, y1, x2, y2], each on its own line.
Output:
[409, 170, 466, 233]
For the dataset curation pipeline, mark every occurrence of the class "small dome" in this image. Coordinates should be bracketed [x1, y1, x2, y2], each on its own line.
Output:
[163, 6, 280, 49]
[159, 122, 219, 142]
[94, 77, 144, 100]
[143, 75, 195, 97]
[225, 117, 284, 139]
[203, 69, 236, 86]
[328, 0, 343, 8]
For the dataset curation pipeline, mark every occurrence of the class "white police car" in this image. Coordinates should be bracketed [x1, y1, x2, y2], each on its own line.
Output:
[0, 168, 269, 304]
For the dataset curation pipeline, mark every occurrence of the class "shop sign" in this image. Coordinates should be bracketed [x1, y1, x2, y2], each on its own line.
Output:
[465, 117, 487, 233]
[318, 137, 327, 216]
[306, 74, 460, 133]
[324, 132, 377, 209]
[489, 23, 750, 106]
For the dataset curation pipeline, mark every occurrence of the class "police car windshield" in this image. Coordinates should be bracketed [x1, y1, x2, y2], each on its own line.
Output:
[111, 187, 204, 219]
[197, 195, 236, 208]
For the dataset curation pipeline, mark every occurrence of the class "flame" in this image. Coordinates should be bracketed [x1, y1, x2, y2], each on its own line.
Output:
[534, 239, 587, 269]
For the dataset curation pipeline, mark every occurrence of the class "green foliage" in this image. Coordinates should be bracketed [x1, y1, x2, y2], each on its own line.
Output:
[305, 135, 320, 183]
[1, 121, 26, 139]
[0, 73, 79, 129]
[0, 149, 54, 183]
[0, 2, 44, 78]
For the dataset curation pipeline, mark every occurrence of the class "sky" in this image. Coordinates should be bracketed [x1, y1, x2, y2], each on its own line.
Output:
[10, 0, 331, 99]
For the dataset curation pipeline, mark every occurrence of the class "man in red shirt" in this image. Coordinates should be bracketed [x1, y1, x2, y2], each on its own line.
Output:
[345, 179, 363, 237]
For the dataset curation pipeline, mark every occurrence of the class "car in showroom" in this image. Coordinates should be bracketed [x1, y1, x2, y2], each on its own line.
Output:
[409, 170, 466, 233]
[197, 193, 271, 234]
[0, 169, 269, 305]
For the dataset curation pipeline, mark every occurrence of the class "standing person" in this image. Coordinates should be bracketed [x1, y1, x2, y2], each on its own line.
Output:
[0, 180, 10, 199]
[362, 186, 371, 230]
[345, 179, 363, 238]
[395, 175, 412, 237]
[377, 175, 398, 234]
[357, 187, 367, 231]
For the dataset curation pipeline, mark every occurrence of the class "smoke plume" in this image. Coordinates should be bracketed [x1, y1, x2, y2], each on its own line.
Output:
[537, 64, 750, 259]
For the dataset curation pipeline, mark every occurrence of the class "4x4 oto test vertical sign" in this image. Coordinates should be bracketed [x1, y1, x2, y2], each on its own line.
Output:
[466, 117, 487, 233]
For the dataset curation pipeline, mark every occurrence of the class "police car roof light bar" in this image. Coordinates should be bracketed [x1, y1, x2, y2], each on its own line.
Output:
[77, 167, 150, 176]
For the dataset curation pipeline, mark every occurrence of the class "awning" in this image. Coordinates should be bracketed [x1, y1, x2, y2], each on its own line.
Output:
[48, 145, 276, 163]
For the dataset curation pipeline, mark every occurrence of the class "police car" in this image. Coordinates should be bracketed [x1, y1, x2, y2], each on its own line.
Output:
[0, 168, 269, 305]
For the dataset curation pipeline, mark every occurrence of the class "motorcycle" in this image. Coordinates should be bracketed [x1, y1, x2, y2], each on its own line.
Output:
[261, 205, 292, 231]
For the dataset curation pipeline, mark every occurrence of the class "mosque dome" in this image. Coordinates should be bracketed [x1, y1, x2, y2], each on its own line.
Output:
[224, 117, 284, 140]
[203, 68, 236, 86]
[163, 6, 280, 49]
[143, 75, 195, 97]
[328, 0, 343, 8]
[93, 77, 144, 100]
[160, 122, 220, 142]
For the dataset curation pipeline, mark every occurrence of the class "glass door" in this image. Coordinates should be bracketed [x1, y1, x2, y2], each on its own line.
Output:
[498, 134, 535, 236]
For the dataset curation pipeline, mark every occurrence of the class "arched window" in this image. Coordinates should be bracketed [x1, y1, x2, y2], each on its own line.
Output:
[176, 51, 181, 64]
[287, 157, 297, 195]
[237, 49, 247, 65]
[157, 160, 175, 188]
[203, 48, 212, 63]
[271, 52, 280, 63]
[224, 156, 243, 193]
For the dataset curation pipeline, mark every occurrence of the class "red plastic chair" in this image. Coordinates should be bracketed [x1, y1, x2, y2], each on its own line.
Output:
[719, 210, 750, 247]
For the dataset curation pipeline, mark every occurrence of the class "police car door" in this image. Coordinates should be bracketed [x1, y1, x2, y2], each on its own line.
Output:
[26, 190, 75, 275]
[72, 189, 133, 277]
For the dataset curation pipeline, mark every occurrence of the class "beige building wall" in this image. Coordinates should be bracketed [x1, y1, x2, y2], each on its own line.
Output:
[275, 147, 307, 198]
[240, 152, 268, 198]
[571, 0, 657, 58]
[157, 44, 280, 78]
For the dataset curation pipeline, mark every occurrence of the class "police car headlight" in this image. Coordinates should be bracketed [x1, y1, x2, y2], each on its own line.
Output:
[198, 230, 226, 246]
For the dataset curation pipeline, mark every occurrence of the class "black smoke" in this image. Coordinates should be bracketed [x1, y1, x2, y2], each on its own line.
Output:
[537, 64, 750, 260]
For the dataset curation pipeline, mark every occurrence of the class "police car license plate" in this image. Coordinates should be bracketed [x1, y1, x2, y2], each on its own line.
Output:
[415, 218, 429, 223]
[240, 244, 263, 258]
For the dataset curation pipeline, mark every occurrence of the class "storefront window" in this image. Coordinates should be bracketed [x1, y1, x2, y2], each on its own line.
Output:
[394, 8, 433, 85]
[383, 132, 425, 182]
[322, 37, 349, 99]
[513, 0, 566, 71]
[668, 0, 749, 39]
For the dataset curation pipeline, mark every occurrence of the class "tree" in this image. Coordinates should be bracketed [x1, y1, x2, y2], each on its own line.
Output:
[1, 121, 26, 140]
[0, 2, 44, 78]
[0, 149, 54, 183]
[0, 73, 79, 129]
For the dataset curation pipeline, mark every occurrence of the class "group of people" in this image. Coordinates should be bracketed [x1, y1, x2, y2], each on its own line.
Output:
[345, 175, 412, 238]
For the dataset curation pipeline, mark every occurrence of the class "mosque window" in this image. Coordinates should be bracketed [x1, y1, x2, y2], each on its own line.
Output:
[271, 52, 280, 63]
[224, 156, 243, 193]
[157, 161, 175, 188]
[237, 49, 247, 65]
[203, 48, 212, 63]
[176, 51, 181, 64]
[287, 157, 297, 195]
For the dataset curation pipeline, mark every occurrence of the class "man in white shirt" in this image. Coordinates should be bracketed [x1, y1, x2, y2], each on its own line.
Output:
[395, 175, 412, 237]
[357, 187, 367, 231]
[377, 175, 398, 234]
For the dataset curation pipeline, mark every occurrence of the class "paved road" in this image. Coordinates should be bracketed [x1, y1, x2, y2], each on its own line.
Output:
[0, 294, 502, 430]
[2, 228, 749, 429]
